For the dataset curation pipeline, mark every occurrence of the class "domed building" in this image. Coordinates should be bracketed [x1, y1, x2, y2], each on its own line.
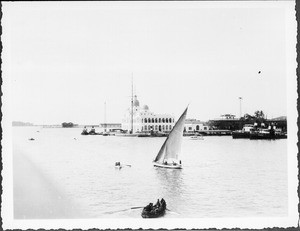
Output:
[122, 95, 175, 133]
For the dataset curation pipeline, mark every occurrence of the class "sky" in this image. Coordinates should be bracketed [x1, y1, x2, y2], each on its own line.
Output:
[3, 1, 295, 125]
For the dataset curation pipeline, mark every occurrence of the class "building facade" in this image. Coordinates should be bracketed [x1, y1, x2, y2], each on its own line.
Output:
[99, 123, 122, 133]
[122, 95, 175, 133]
[184, 119, 210, 133]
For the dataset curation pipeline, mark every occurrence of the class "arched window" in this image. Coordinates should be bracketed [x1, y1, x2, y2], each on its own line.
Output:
[148, 125, 151, 130]
[159, 118, 161, 123]
[162, 118, 165, 123]
[169, 118, 172, 123]
[169, 125, 172, 130]
[144, 125, 147, 130]
[152, 118, 154, 123]
[196, 125, 199, 130]
[162, 125, 165, 130]
[142, 119, 144, 123]
[141, 127, 143, 131]
[144, 118, 147, 123]
[155, 125, 158, 131]
[173, 118, 175, 122]
[155, 118, 158, 123]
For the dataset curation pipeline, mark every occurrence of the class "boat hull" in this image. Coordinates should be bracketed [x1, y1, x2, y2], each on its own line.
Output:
[190, 136, 204, 140]
[141, 208, 165, 218]
[153, 162, 182, 169]
[232, 131, 250, 139]
[115, 133, 138, 137]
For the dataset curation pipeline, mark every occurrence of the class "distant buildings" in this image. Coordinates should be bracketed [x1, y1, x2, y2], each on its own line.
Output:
[122, 95, 175, 133]
[99, 123, 122, 133]
[184, 119, 210, 133]
[12, 121, 34, 126]
[208, 114, 241, 130]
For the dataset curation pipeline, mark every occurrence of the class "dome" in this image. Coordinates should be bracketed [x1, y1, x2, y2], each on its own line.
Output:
[133, 95, 140, 107]
[142, 105, 149, 110]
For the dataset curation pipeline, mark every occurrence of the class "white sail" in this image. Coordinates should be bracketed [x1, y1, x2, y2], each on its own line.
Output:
[154, 106, 188, 164]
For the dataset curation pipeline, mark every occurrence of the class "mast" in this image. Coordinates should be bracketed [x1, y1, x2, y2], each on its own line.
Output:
[104, 101, 107, 132]
[131, 74, 133, 134]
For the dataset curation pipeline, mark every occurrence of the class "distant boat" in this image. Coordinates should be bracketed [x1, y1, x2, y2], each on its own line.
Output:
[190, 134, 204, 140]
[232, 124, 254, 139]
[153, 106, 188, 169]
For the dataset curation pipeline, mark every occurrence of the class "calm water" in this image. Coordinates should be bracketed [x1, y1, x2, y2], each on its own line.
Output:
[13, 127, 288, 218]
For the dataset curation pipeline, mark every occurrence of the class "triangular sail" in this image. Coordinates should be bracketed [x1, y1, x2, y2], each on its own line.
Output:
[154, 106, 188, 164]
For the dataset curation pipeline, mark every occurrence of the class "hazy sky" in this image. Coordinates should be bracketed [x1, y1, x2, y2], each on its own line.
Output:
[3, 1, 295, 124]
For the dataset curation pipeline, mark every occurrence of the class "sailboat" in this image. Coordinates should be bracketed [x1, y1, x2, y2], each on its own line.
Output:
[153, 106, 188, 169]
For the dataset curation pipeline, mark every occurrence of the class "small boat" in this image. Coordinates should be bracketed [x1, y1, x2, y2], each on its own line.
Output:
[190, 135, 204, 140]
[114, 162, 132, 169]
[141, 198, 166, 218]
[153, 106, 188, 169]
[28, 138, 35, 141]
[115, 162, 122, 169]
[137, 132, 151, 137]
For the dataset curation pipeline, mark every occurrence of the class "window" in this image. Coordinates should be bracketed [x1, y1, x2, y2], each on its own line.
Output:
[145, 118, 147, 123]
[152, 118, 154, 123]
[144, 125, 147, 130]
[142, 119, 144, 123]
[169, 125, 172, 130]
[162, 118, 165, 123]
[189, 127, 192, 130]
[155, 125, 158, 131]
[196, 125, 199, 130]
[159, 118, 161, 123]
[148, 125, 151, 130]
[155, 118, 158, 123]
[162, 125, 165, 130]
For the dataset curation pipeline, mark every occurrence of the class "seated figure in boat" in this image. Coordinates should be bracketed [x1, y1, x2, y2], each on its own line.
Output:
[160, 198, 166, 209]
[81, 126, 89, 135]
[90, 126, 96, 134]
[115, 162, 121, 166]
[154, 199, 160, 208]
[144, 203, 153, 212]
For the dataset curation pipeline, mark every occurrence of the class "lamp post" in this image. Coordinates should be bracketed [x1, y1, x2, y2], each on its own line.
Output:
[239, 97, 242, 119]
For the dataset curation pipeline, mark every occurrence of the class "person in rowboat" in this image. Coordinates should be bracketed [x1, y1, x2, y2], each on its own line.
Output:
[154, 199, 160, 208]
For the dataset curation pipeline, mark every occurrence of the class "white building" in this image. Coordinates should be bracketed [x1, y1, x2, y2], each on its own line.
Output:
[184, 119, 210, 133]
[122, 95, 175, 133]
[99, 123, 122, 133]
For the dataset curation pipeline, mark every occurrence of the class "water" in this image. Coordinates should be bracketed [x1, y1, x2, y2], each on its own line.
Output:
[13, 127, 288, 218]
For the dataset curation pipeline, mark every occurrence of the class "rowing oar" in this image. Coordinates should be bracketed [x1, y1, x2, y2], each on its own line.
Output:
[131, 206, 180, 215]
[105, 206, 180, 215]
[130, 206, 143, 209]
[104, 206, 143, 214]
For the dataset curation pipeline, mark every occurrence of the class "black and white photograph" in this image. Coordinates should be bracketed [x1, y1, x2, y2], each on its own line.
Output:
[1, 1, 298, 229]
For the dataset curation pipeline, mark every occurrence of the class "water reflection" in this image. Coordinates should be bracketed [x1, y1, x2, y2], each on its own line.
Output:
[154, 168, 186, 212]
